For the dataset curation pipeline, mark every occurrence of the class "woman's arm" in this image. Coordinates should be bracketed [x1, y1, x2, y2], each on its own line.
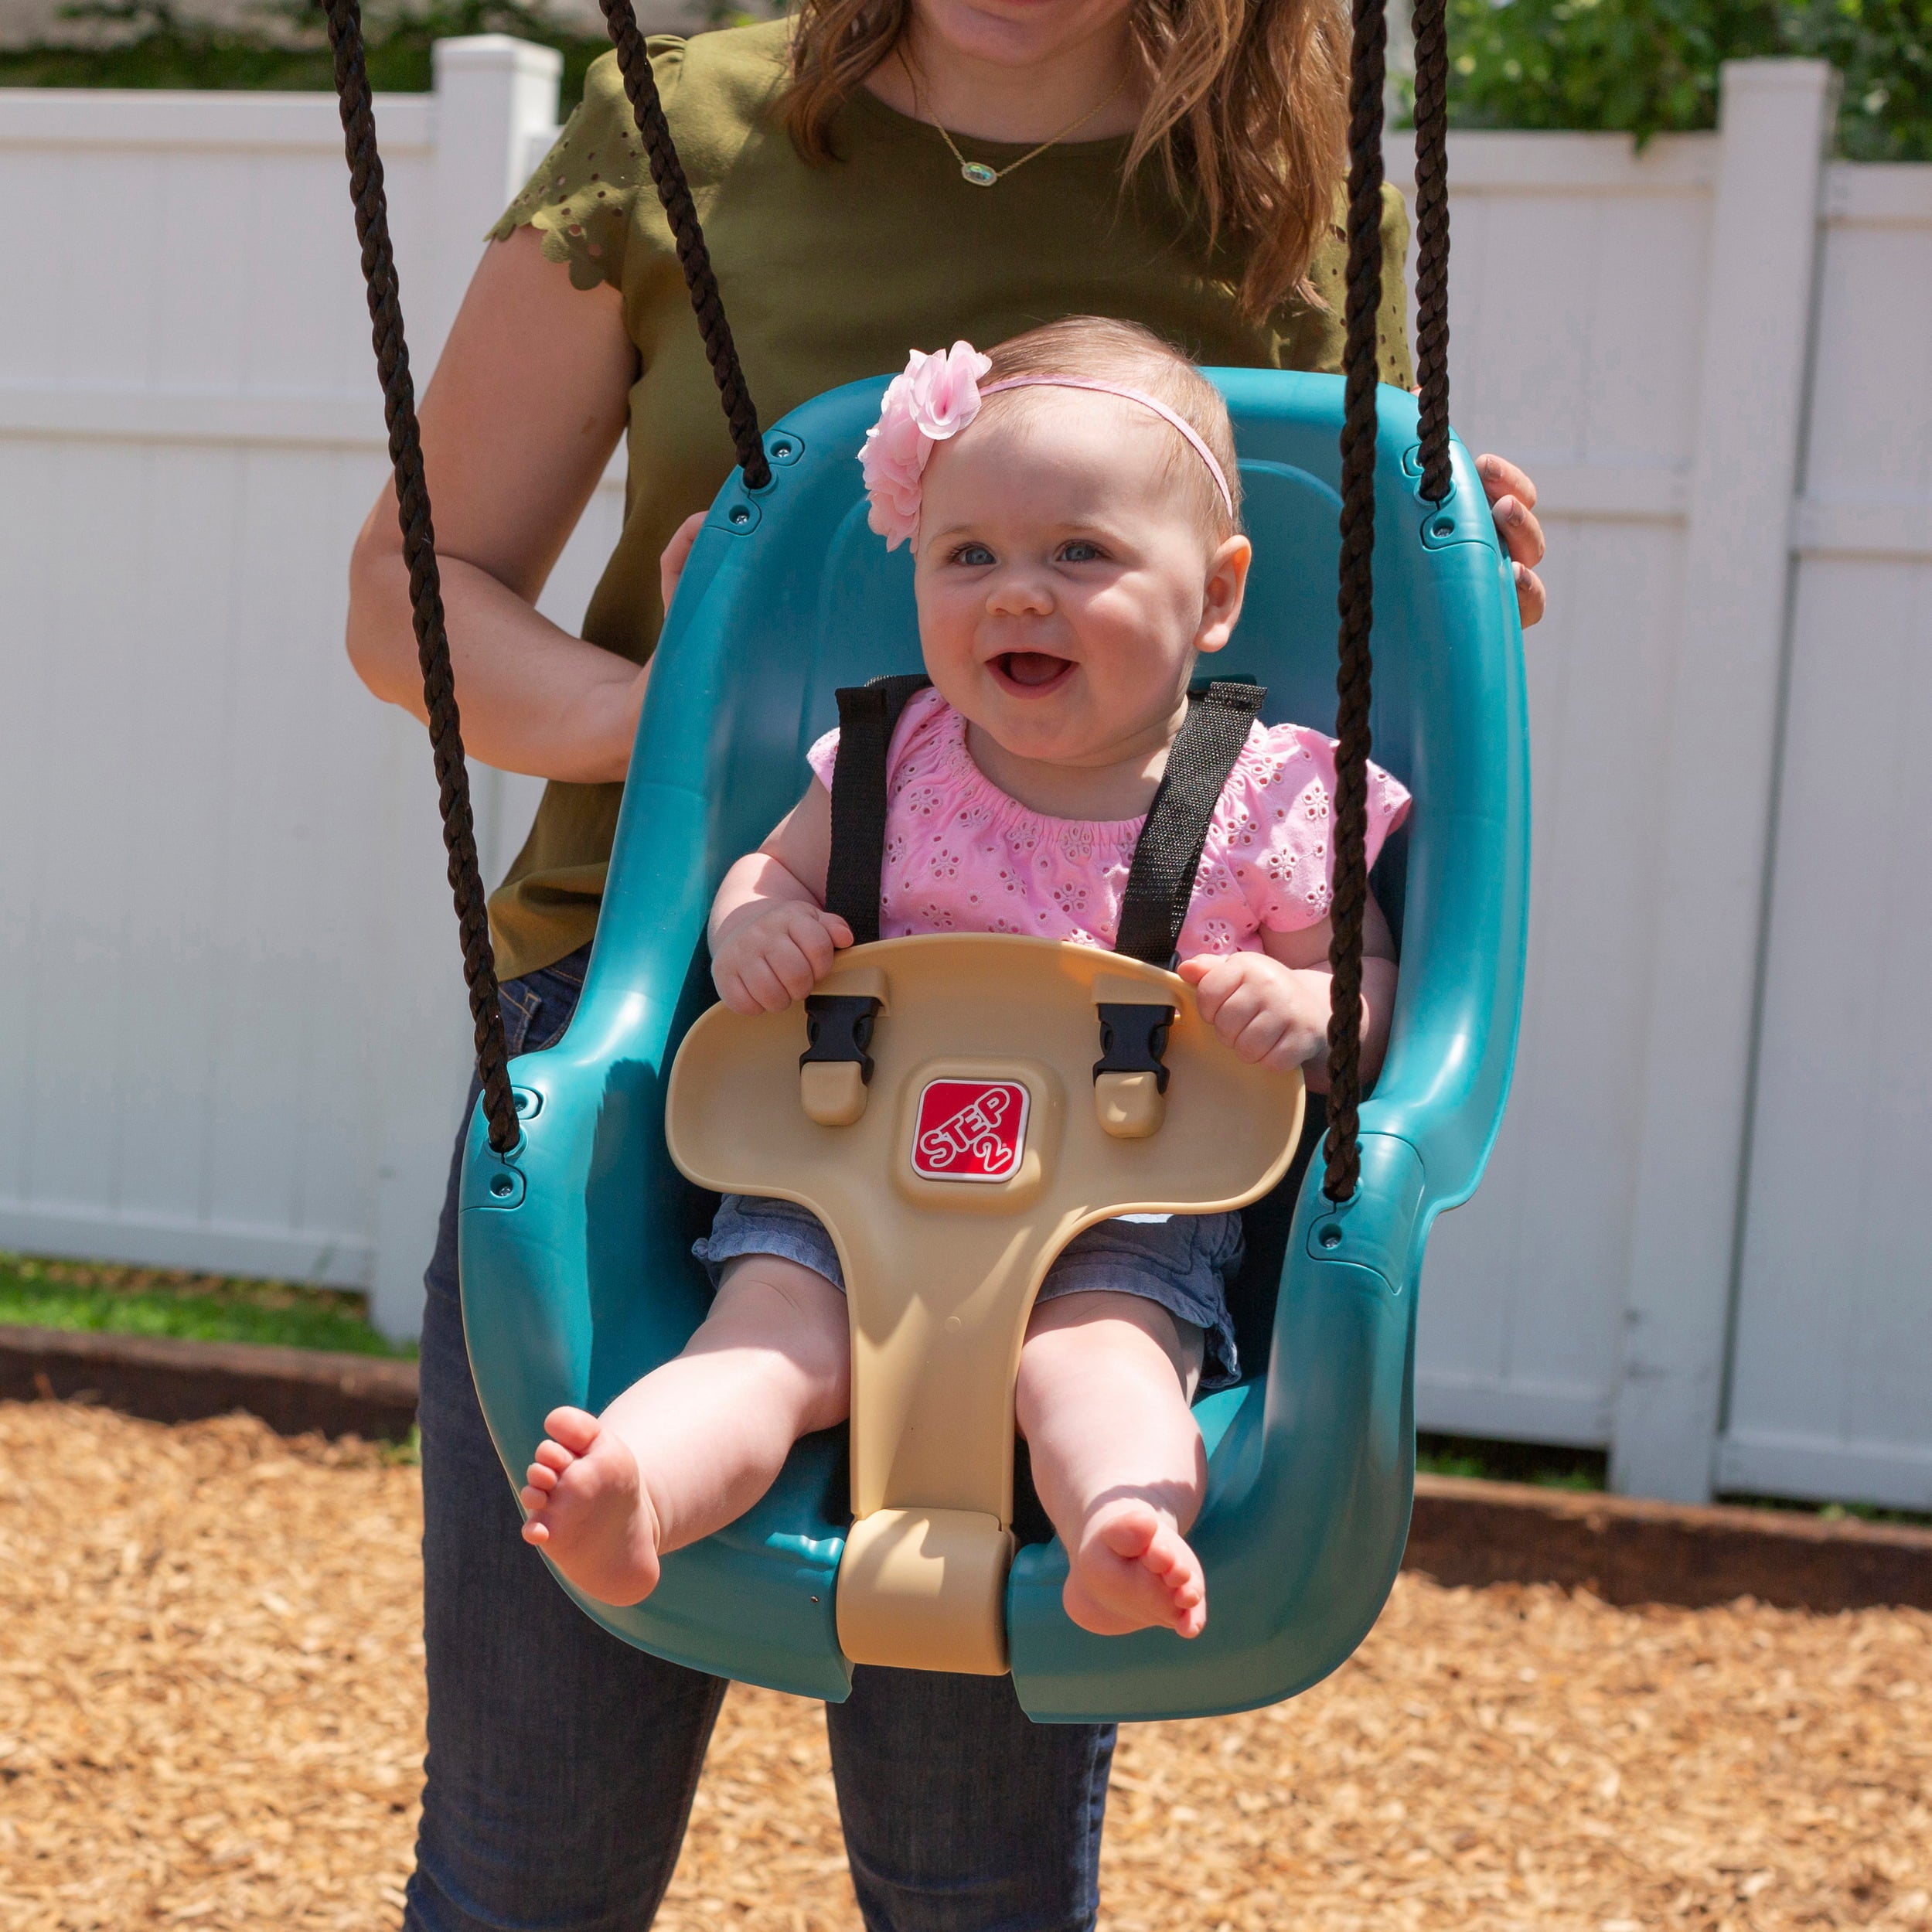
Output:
[346, 226, 646, 783]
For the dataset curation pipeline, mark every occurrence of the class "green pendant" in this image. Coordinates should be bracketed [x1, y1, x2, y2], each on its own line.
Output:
[959, 161, 999, 187]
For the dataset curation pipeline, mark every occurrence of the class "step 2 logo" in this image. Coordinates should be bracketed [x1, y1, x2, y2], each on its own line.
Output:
[911, 1078, 1030, 1184]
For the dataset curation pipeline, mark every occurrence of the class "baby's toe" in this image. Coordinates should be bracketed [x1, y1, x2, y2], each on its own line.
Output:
[524, 1461, 559, 1493]
[533, 1439, 574, 1474]
[542, 1406, 601, 1455]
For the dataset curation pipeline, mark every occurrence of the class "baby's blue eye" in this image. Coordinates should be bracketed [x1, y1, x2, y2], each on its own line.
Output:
[953, 542, 996, 567]
[1059, 540, 1105, 563]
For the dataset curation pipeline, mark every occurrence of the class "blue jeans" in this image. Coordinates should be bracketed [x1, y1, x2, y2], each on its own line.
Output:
[405, 949, 1116, 1932]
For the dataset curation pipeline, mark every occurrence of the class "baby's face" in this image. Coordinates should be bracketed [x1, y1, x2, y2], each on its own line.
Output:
[913, 392, 1249, 772]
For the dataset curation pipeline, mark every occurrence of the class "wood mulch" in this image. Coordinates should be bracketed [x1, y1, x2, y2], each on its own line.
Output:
[3, 1402, 1928, 1931]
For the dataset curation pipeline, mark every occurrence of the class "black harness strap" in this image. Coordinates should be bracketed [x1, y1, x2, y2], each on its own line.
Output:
[821, 676, 1263, 966]
[823, 674, 932, 945]
[1112, 680, 1267, 967]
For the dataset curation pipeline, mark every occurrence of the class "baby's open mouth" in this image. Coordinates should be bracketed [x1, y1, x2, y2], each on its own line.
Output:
[990, 651, 1075, 693]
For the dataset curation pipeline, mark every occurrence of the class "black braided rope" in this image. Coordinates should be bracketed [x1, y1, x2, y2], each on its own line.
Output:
[1412, 0, 1452, 504]
[322, 0, 520, 1156]
[1324, 0, 1388, 1204]
[598, 0, 771, 489]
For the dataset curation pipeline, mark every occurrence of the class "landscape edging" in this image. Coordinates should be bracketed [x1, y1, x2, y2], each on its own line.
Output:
[8, 1324, 1929, 1614]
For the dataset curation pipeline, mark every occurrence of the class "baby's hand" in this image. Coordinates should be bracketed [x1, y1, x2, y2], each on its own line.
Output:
[1177, 952, 1329, 1072]
[711, 901, 854, 1015]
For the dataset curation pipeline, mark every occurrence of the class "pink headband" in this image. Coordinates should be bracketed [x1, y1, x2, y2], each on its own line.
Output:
[858, 341, 1236, 550]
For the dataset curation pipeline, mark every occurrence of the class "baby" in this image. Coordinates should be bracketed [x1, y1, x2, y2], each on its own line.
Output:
[518, 318, 1409, 1641]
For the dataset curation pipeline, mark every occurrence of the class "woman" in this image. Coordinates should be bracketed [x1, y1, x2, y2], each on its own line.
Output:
[347, 1, 1547, 1925]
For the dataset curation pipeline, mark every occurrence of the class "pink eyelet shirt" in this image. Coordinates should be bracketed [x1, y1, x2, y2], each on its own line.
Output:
[807, 689, 1411, 959]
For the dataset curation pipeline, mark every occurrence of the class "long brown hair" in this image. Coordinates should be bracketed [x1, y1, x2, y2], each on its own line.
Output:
[779, 0, 1350, 322]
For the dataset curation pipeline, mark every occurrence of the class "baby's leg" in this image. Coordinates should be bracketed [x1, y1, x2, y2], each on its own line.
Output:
[520, 1256, 849, 1606]
[1016, 1291, 1209, 1639]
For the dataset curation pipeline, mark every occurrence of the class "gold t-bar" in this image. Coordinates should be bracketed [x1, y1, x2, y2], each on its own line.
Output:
[666, 935, 1304, 1674]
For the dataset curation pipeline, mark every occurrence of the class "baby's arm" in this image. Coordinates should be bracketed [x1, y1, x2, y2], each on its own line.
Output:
[1177, 890, 1398, 1095]
[707, 780, 854, 1014]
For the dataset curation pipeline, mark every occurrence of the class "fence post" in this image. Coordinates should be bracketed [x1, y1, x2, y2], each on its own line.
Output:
[364, 37, 563, 1340]
[1609, 60, 1838, 1499]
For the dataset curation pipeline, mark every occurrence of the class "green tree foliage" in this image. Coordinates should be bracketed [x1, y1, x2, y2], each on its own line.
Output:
[1446, 0, 1932, 160]
[2, 0, 1923, 161]
[0, 0, 618, 106]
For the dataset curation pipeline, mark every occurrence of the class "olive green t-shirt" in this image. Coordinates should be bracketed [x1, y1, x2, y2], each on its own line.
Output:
[488, 19, 1414, 980]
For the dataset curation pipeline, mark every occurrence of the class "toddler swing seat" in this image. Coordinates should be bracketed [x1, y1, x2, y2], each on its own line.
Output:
[315, 0, 1520, 1728]
[455, 368, 1528, 1722]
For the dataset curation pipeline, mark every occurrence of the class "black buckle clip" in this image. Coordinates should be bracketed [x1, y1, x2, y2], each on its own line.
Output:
[801, 993, 882, 1084]
[1093, 1002, 1175, 1094]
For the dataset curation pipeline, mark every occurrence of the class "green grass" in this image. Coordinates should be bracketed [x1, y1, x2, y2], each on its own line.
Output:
[0, 1251, 414, 1357]
[1416, 1432, 1608, 1491]
[1719, 1491, 1932, 1529]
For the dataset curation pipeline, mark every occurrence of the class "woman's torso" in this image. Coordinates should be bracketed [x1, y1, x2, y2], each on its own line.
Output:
[487, 22, 1415, 979]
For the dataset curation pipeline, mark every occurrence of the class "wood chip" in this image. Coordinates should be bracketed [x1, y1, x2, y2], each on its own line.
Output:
[5, 1402, 1927, 1930]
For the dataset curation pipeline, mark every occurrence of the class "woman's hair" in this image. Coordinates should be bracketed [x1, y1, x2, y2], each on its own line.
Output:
[979, 317, 1243, 540]
[779, 0, 1349, 323]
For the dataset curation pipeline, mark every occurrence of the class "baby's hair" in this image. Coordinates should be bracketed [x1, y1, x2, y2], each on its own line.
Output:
[980, 318, 1244, 543]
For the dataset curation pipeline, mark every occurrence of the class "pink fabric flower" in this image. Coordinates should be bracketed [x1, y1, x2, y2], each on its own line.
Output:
[859, 342, 993, 550]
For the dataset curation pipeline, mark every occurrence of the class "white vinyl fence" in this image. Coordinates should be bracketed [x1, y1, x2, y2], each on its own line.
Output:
[2, 47, 1927, 1507]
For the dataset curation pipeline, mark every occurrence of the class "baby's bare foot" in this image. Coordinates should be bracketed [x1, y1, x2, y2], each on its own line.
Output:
[1061, 1499, 1207, 1639]
[519, 1406, 663, 1607]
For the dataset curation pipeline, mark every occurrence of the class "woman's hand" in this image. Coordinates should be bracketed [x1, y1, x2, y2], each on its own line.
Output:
[660, 511, 706, 616]
[710, 901, 855, 1014]
[1177, 952, 1331, 1072]
[1475, 454, 1546, 628]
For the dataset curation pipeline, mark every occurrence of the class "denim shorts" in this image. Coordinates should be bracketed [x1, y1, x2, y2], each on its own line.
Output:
[694, 1194, 1245, 1391]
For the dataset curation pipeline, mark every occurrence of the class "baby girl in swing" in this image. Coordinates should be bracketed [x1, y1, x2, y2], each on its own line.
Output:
[518, 317, 1408, 1640]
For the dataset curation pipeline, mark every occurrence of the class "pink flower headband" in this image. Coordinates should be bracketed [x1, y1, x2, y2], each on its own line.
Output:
[858, 341, 1237, 550]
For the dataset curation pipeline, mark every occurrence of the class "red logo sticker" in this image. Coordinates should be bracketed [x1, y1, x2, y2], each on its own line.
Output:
[911, 1079, 1030, 1184]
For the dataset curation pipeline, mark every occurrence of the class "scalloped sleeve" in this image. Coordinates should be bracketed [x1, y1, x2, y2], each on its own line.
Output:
[805, 724, 838, 792]
[489, 41, 684, 293]
[1284, 182, 1414, 388]
[1233, 724, 1412, 933]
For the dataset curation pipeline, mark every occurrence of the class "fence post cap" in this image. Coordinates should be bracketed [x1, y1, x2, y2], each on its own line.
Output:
[1716, 56, 1838, 92]
[431, 34, 566, 80]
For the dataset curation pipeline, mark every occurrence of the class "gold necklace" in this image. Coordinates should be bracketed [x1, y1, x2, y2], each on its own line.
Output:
[915, 77, 1127, 189]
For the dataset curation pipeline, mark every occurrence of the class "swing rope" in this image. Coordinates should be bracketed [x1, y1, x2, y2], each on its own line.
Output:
[1324, 0, 1389, 1203]
[1412, 0, 1453, 505]
[597, 0, 772, 489]
[322, 0, 520, 1155]
[322, 0, 1452, 1199]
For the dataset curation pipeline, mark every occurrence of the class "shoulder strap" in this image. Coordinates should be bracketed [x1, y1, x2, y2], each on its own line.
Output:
[823, 673, 932, 945]
[1113, 679, 1267, 967]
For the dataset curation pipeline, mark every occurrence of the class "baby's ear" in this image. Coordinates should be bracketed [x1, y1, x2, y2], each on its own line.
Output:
[1195, 533, 1252, 654]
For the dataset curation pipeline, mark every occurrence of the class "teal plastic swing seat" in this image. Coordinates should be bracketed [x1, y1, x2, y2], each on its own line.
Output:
[457, 369, 1528, 1723]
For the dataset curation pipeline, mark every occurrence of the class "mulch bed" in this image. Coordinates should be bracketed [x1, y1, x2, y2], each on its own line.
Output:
[4, 1401, 1929, 1930]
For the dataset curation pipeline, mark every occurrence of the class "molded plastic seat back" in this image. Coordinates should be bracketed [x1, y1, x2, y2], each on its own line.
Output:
[458, 370, 1528, 1721]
